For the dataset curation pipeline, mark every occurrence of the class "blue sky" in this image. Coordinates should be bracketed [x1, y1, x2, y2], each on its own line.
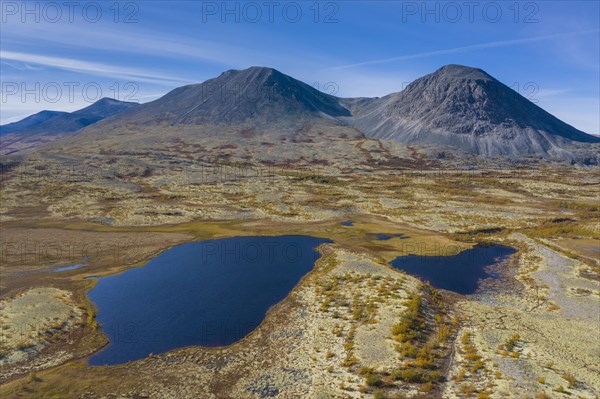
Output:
[1, 1, 599, 133]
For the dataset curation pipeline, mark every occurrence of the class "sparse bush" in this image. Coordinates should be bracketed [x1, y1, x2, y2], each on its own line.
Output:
[460, 382, 476, 397]
[400, 342, 418, 358]
[393, 368, 442, 383]
[341, 353, 357, 367]
[366, 372, 383, 387]
[420, 381, 434, 392]
[464, 350, 481, 361]
[437, 324, 451, 341]
[470, 359, 485, 373]
[562, 371, 577, 388]
[374, 389, 386, 399]
[461, 332, 472, 345]
[505, 334, 520, 351]
[16, 341, 34, 350]
[452, 315, 460, 326]
[554, 385, 566, 393]
[28, 372, 41, 383]
[454, 368, 466, 382]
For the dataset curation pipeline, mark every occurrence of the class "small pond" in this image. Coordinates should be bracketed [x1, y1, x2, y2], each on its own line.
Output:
[88, 235, 330, 365]
[390, 245, 516, 295]
[369, 233, 406, 241]
[52, 263, 88, 273]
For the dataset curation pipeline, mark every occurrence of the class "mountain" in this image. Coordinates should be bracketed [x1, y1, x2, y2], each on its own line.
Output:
[5, 65, 599, 163]
[0, 98, 139, 154]
[93, 67, 350, 128]
[0, 110, 69, 135]
[343, 64, 599, 158]
[1, 98, 139, 136]
[47, 67, 368, 165]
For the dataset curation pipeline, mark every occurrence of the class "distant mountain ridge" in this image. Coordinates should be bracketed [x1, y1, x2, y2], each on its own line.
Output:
[0, 111, 69, 135]
[1, 98, 139, 136]
[0, 98, 138, 155]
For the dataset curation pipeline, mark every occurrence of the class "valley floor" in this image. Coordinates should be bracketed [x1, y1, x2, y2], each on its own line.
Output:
[0, 157, 598, 399]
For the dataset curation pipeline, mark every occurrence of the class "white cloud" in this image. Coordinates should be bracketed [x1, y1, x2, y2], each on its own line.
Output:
[0, 51, 195, 86]
[536, 88, 571, 98]
[1, 21, 280, 69]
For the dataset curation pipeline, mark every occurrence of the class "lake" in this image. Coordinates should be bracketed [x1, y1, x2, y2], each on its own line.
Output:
[390, 244, 516, 295]
[88, 235, 331, 366]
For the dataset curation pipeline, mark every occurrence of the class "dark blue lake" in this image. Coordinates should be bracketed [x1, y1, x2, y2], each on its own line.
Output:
[369, 233, 406, 241]
[390, 245, 516, 295]
[88, 235, 330, 366]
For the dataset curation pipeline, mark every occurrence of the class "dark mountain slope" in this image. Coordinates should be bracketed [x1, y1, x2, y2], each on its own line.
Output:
[343, 64, 599, 157]
[103, 66, 350, 127]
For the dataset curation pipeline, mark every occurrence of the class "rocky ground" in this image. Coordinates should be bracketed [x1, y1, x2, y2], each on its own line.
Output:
[444, 233, 599, 399]
[0, 288, 82, 375]
[0, 154, 598, 398]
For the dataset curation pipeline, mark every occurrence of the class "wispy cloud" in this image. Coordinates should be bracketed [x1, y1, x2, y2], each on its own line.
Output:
[326, 30, 600, 70]
[0, 60, 45, 71]
[1, 22, 278, 69]
[536, 88, 571, 98]
[0, 51, 195, 86]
